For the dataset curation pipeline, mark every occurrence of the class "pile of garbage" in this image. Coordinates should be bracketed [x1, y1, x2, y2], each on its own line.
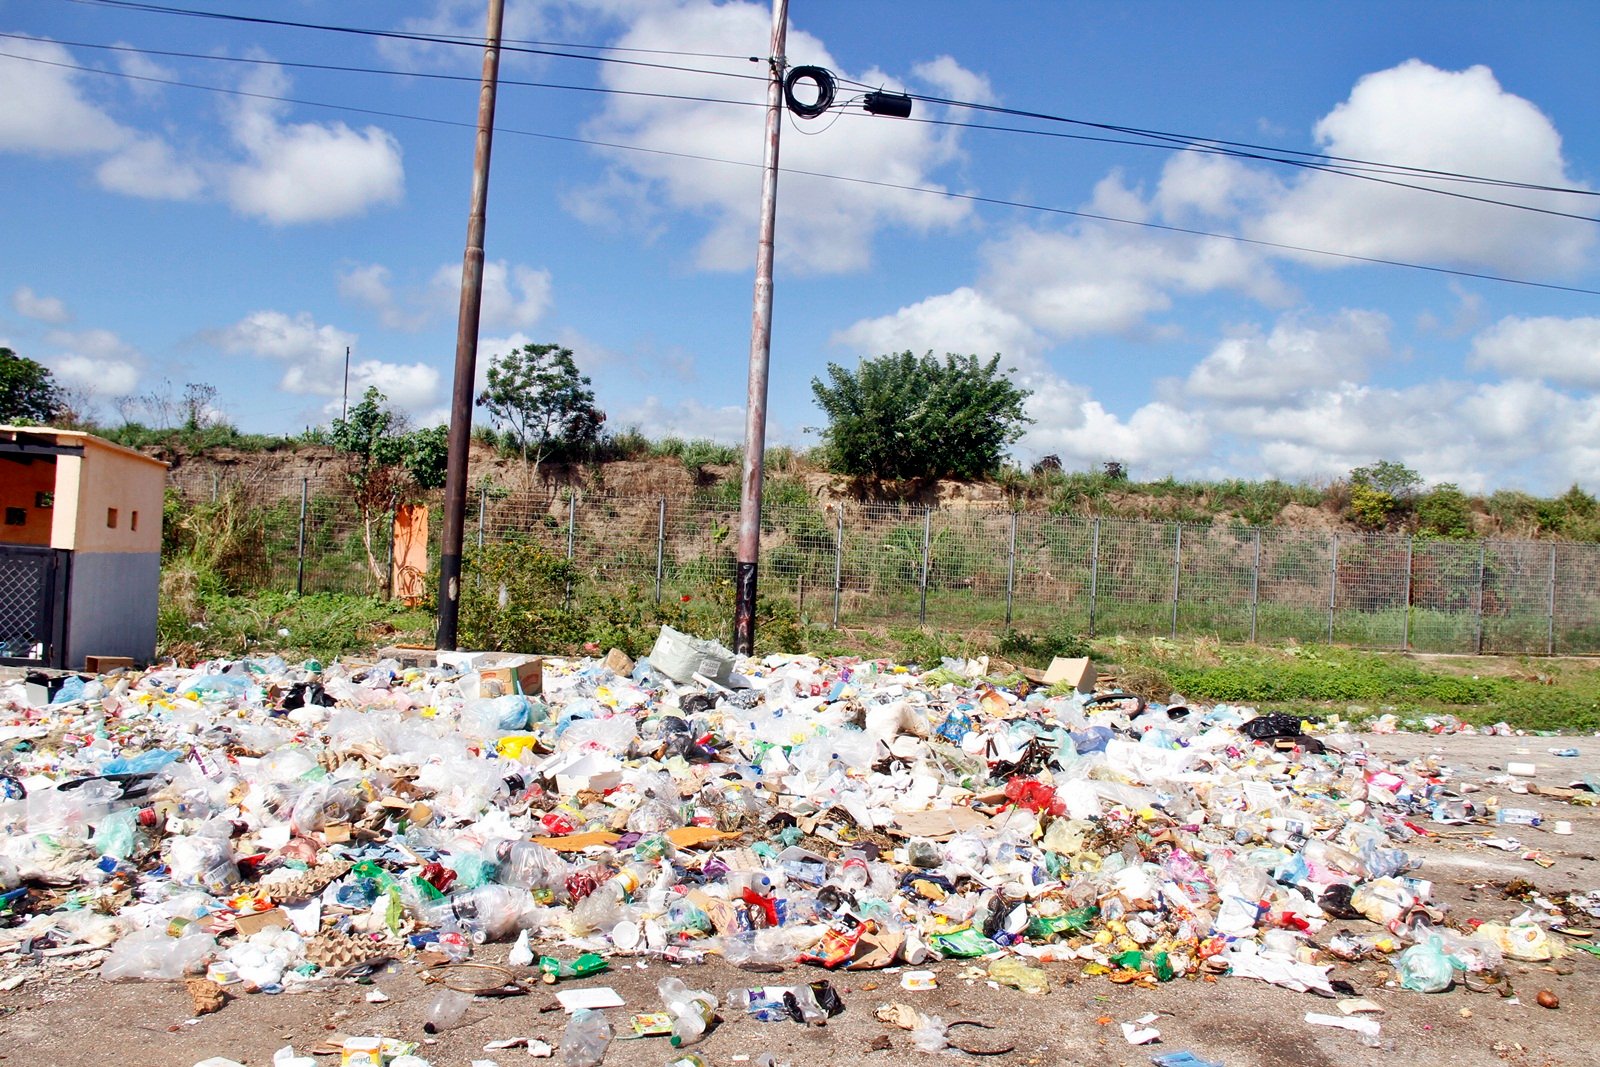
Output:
[0, 632, 1593, 1063]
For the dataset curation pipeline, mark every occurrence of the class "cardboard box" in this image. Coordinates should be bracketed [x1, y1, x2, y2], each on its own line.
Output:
[233, 908, 290, 936]
[84, 655, 135, 674]
[1042, 656, 1096, 692]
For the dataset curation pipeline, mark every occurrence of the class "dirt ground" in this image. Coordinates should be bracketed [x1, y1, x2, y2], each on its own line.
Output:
[2, 732, 1597, 1067]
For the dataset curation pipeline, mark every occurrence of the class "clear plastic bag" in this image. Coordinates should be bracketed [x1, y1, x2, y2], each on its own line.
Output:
[1397, 935, 1460, 992]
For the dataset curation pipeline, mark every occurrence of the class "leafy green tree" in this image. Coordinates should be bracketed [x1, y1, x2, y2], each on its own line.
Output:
[1346, 459, 1422, 530]
[330, 387, 447, 584]
[0, 348, 66, 424]
[1415, 483, 1474, 539]
[476, 343, 604, 480]
[810, 351, 1032, 480]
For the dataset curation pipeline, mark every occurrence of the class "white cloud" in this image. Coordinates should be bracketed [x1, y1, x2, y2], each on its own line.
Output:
[41, 327, 143, 398]
[0, 38, 130, 154]
[10, 286, 70, 324]
[112, 45, 175, 102]
[1470, 315, 1600, 388]
[222, 64, 404, 225]
[95, 135, 203, 200]
[610, 395, 752, 443]
[1251, 60, 1595, 275]
[340, 260, 553, 332]
[212, 309, 439, 413]
[1184, 309, 1391, 404]
[831, 287, 1045, 365]
[577, 0, 971, 274]
[1019, 372, 1213, 472]
[911, 55, 997, 105]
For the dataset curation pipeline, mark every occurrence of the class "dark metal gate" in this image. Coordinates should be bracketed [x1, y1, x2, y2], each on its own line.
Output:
[0, 545, 68, 667]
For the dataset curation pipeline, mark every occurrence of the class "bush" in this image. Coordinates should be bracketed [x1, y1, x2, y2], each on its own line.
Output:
[453, 538, 584, 653]
[997, 623, 1091, 667]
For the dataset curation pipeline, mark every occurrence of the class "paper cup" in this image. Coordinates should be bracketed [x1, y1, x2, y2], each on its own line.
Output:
[1552, 820, 1574, 835]
[1508, 761, 1537, 777]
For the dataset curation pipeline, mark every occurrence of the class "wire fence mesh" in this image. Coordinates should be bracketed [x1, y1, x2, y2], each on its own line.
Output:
[168, 471, 1600, 654]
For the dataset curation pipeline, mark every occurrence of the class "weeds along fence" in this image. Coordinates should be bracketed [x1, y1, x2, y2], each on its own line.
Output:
[168, 473, 1600, 655]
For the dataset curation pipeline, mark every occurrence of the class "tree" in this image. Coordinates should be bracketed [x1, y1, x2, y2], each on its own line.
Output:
[476, 343, 604, 480]
[331, 387, 446, 585]
[810, 351, 1032, 480]
[1347, 459, 1422, 530]
[0, 348, 65, 425]
[1415, 483, 1474, 539]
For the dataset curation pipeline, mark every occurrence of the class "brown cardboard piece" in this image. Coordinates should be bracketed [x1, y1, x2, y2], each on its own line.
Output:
[84, 655, 135, 674]
[1042, 656, 1096, 692]
[601, 648, 634, 676]
[233, 908, 291, 936]
[889, 807, 991, 840]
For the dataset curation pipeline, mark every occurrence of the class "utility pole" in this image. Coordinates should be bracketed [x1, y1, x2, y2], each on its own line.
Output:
[436, 0, 505, 651]
[341, 346, 350, 421]
[733, 0, 788, 655]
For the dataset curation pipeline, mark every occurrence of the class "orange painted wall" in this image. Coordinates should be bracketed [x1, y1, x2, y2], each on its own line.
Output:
[0, 456, 57, 547]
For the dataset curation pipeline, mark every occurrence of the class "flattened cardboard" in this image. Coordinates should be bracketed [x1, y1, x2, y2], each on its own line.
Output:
[1042, 656, 1096, 692]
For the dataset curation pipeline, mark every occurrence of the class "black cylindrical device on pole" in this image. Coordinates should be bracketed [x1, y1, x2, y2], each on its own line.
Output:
[436, 0, 505, 651]
[733, 0, 789, 655]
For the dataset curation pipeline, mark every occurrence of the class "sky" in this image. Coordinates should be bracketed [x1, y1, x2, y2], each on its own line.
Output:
[2, 0, 1599, 496]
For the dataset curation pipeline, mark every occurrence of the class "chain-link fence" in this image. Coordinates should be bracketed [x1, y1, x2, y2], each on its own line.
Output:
[168, 472, 1600, 654]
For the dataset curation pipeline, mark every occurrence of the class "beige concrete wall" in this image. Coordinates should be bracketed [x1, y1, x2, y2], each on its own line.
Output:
[71, 438, 165, 553]
[0, 455, 57, 547]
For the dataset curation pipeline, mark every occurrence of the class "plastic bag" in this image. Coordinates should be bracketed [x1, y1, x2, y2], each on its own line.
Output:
[1397, 935, 1460, 992]
[100, 926, 216, 981]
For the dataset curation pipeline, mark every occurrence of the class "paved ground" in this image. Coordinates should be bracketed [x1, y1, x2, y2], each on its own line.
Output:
[2, 732, 1597, 1067]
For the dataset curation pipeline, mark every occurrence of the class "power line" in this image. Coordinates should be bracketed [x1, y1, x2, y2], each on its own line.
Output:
[0, 32, 770, 112]
[52, 2, 1600, 209]
[60, 0, 769, 85]
[4, 44, 1598, 299]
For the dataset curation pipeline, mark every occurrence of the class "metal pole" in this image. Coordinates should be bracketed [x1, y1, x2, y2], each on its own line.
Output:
[1088, 517, 1100, 637]
[341, 345, 350, 422]
[918, 507, 931, 625]
[435, 0, 505, 652]
[1004, 511, 1018, 626]
[733, 0, 789, 655]
[654, 497, 666, 604]
[832, 504, 844, 626]
[1170, 523, 1182, 639]
[1474, 544, 1487, 655]
[1546, 543, 1558, 655]
[1250, 527, 1261, 643]
[295, 478, 307, 596]
[1328, 532, 1339, 643]
[476, 486, 486, 549]
[1402, 536, 1414, 651]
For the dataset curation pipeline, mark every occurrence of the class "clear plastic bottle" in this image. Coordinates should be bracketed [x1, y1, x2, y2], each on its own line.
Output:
[658, 976, 717, 1047]
[422, 988, 472, 1033]
[560, 1008, 613, 1067]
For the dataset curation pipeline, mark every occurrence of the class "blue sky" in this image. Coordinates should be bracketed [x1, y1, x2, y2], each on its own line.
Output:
[2, 0, 1598, 494]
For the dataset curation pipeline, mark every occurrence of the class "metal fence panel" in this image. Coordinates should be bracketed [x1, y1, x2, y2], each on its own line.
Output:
[1255, 527, 1335, 644]
[1409, 539, 1483, 653]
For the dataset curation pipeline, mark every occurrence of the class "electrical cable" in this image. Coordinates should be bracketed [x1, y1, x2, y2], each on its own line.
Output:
[51, 3, 1599, 203]
[0, 31, 770, 112]
[782, 65, 834, 119]
[3, 44, 1598, 298]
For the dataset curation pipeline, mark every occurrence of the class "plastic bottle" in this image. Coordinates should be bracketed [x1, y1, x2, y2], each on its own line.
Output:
[560, 1008, 613, 1067]
[658, 976, 717, 1047]
[422, 988, 472, 1033]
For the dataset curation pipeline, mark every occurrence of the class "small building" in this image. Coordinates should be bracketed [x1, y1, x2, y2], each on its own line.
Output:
[0, 426, 167, 669]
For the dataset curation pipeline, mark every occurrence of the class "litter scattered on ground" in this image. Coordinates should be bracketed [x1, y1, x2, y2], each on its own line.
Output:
[1, 637, 1597, 1067]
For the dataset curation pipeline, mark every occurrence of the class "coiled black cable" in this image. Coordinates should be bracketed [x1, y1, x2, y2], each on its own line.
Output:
[783, 64, 835, 119]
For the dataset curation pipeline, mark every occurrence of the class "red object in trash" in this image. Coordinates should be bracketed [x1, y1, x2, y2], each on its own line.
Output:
[1003, 777, 1065, 816]
[419, 862, 457, 893]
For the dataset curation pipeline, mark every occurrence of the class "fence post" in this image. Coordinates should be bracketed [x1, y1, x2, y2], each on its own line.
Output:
[1546, 543, 1558, 655]
[1250, 527, 1261, 643]
[476, 487, 486, 550]
[211, 473, 218, 503]
[919, 507, 931, 625]
[1004, 511, 1018, 626]
[832, 505, 844, 626]
[1474, 544, 1487, 655]
[654, 497, 666, 605]
[1402, 536, 1414, 651]
[1088, 517, 1100, 638]
[1170, 523, 1182, 639]
[564, 492, 576, 610]
[295, 478, 307, 596]
[1327, 532, 1339, 643]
